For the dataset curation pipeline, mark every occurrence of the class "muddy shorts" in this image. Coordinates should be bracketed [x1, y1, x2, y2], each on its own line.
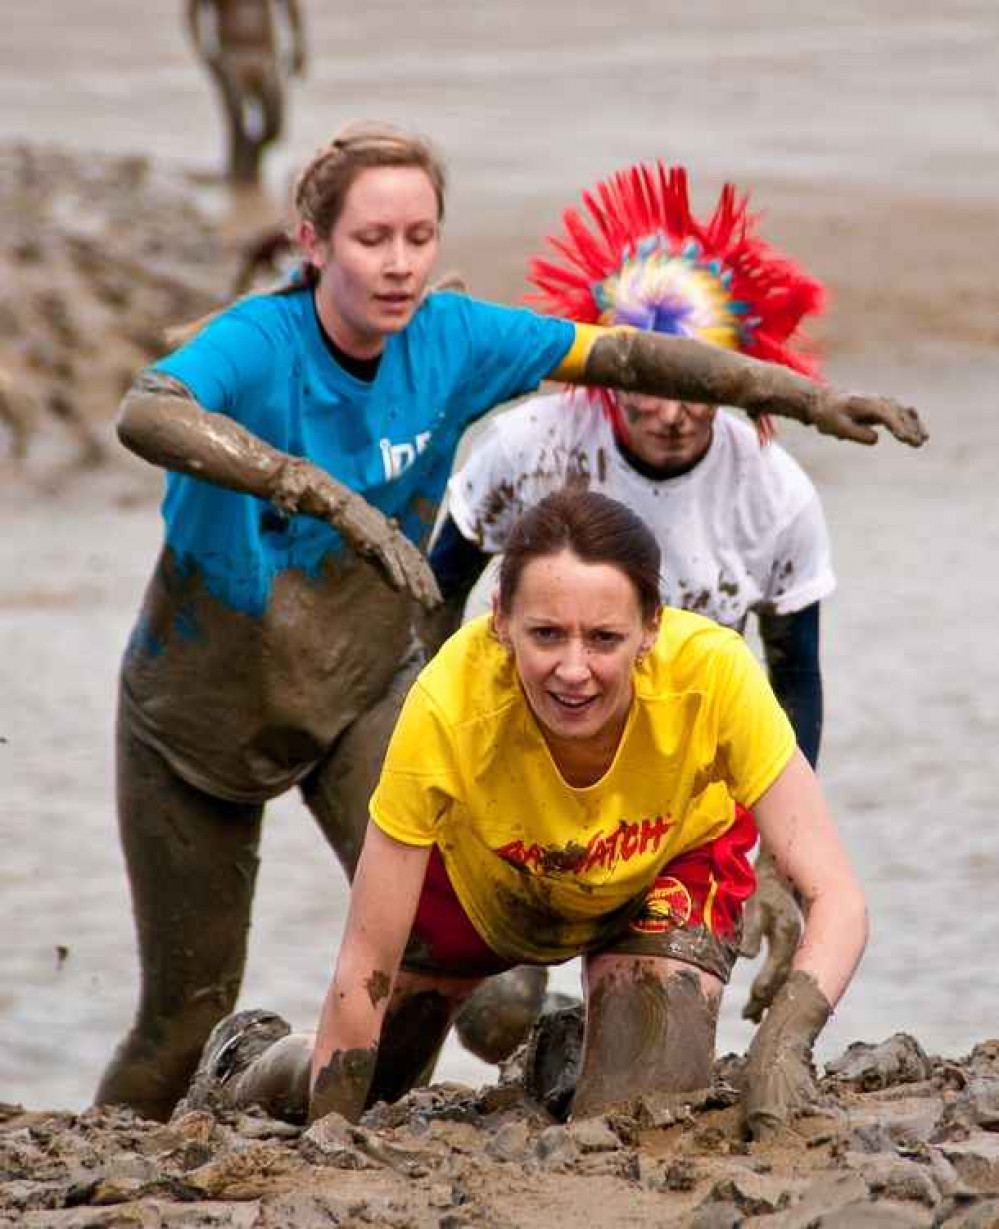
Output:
[401, 806, 757, 984]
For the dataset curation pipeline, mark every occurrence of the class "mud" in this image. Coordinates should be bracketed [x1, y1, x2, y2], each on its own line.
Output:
[3, 3, 999, 1221]
[9, 1039, 999, 1227]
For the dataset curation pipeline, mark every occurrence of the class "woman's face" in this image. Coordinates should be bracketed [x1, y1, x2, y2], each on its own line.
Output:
[302, 165, 440, 356]
[493, 549, 659, 751]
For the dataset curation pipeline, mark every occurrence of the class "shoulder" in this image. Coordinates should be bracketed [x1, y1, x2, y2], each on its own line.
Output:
[715, 411, 821, 510]
[414, 292, 573, 345]
[483, 391, 582, 448]
[639, 608, 747, 694]
[203, 289, 306, 347]
[417, 615, 520, 728]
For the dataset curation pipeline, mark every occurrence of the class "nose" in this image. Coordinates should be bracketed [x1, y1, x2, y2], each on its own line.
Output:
[654, 400, 686, 427]
[385, 236, 412, 277]
[553, 637, 591, 686]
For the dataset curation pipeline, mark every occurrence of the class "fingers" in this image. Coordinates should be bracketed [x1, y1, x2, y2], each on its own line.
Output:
[817, 394, 929, 447]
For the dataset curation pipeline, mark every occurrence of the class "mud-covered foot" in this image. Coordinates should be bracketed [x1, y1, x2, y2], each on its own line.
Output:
[177, 1009, 291, 1117]
[455, 966, 549, 1064]
[523, 1002, 584, 1121]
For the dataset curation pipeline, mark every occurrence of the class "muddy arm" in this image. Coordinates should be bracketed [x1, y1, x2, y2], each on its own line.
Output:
[117, 373, 440, 607]
[742, 749, 867, 1138]
[311, 827, 430, 1123]
[554, 326, 928, 448]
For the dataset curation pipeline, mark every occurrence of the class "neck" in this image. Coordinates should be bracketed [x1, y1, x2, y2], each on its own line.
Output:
[542, 702, 631, 789]
[312, 286, 385, 361]
[613, 432, 713, 481]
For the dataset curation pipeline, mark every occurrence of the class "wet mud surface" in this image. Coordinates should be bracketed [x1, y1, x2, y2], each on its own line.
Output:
[7, 1037, 999, 1227]
[3, 4, 999, 1224]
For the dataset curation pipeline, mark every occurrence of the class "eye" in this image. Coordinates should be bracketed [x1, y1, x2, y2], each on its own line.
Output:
[590, 629, 624, 648]
[355, 232, 385, 247]
[530, 626, 562, 643]
[408, 228, 436, 246]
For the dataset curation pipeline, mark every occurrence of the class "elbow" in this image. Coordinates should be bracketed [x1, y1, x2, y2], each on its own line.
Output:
[115, 388, 154, 455]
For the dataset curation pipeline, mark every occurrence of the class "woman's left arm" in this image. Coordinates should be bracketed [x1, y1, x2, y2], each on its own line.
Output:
[753, 747, 867, 1005]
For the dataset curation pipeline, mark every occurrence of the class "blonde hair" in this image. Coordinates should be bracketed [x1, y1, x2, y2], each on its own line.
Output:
[167, 121, 447, 347]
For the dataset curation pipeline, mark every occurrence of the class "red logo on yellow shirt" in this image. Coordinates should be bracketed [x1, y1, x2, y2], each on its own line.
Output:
[630, 877, 692, 934]
[495, 815, 672, 877]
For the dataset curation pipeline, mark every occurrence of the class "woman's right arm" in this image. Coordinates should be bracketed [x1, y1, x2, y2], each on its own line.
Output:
[549, 322, 927, 449]
[118, 372, 440, 606]
[309, 823, 430, 1123]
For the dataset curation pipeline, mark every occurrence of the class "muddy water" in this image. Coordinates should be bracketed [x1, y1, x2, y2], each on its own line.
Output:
[2, 2, 998, 1112]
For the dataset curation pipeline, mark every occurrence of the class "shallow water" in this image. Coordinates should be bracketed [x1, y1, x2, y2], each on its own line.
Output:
[1, 2, 997, 1111]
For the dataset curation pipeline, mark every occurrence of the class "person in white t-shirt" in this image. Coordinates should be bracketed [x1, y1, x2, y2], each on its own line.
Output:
[431, 162, 833, 1048]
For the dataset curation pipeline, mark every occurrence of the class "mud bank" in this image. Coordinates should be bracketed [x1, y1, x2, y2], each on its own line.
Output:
[6, 1035, 999, 1227]
[0, 143, 231, 466]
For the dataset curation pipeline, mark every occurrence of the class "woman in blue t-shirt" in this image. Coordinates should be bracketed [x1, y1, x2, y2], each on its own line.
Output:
[94, 121, 925, 1121]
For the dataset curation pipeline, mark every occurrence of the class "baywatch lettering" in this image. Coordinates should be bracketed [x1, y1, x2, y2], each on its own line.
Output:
[495, 815, 672, 877]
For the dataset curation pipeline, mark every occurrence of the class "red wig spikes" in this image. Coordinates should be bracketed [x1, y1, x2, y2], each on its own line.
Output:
[528, 162, 826, 440]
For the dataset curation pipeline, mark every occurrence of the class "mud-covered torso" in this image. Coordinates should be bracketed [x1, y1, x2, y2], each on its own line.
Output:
[122, 547, 414, 802]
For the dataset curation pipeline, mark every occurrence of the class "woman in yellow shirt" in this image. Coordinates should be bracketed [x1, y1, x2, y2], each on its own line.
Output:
[202, 486, 867, 1137]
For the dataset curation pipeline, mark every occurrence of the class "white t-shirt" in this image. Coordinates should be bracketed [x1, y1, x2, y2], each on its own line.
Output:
[447, 393, 835, 631]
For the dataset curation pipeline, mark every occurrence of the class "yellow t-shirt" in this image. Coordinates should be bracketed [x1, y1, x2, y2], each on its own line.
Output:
[370, 609, 795, 964]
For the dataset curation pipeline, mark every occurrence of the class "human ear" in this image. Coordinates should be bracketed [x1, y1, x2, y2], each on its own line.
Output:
[491, 592, 512, 650]
[296, 219, 328, 270]
[639, 607, 662, 657]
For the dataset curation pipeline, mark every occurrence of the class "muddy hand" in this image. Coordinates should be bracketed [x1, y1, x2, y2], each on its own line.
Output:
[743, 970, 831, 1142]
[273, 460, 442, 609]
[811, 390, 928, 448]
[740, 853, 803, 1024]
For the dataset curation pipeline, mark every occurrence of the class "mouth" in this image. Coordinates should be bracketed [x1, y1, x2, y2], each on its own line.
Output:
[548, 692, 599, 713]
[374, 292, 414, 310]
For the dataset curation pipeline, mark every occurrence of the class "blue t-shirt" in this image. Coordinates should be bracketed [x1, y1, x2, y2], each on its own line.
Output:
[152, 288, 574, 616]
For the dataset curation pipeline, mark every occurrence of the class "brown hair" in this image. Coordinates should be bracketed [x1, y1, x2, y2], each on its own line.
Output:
[497, 488, 662, 622]
[166, 120, 447, 347]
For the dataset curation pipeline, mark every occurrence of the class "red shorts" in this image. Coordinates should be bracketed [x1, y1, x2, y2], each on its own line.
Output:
[401, 806, 757, 983]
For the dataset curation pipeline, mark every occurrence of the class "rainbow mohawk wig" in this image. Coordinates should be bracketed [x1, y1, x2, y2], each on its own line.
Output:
[529, 162, 826, 434]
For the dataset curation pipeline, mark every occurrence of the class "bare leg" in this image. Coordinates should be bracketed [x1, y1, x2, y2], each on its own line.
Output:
[94, 701, 263, 1121]
[571, 954, 722, 1119]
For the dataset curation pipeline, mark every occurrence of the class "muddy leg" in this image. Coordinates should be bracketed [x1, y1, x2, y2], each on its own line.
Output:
[571, 954, 721, 1119]
[230, 1032, 313, 1122]
[328, 969, 479, 1114]
[208, 62, 258, 185]
[94, 701, 263, 1121]
[299, 650, 421, 880]
[454, 965, 550, 1063]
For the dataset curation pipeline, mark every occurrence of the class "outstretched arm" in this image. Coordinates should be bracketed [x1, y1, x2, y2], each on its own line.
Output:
[550, 324, 928, 448]
[117, 372, 441, 607]
[310, 825, 430, 1123]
